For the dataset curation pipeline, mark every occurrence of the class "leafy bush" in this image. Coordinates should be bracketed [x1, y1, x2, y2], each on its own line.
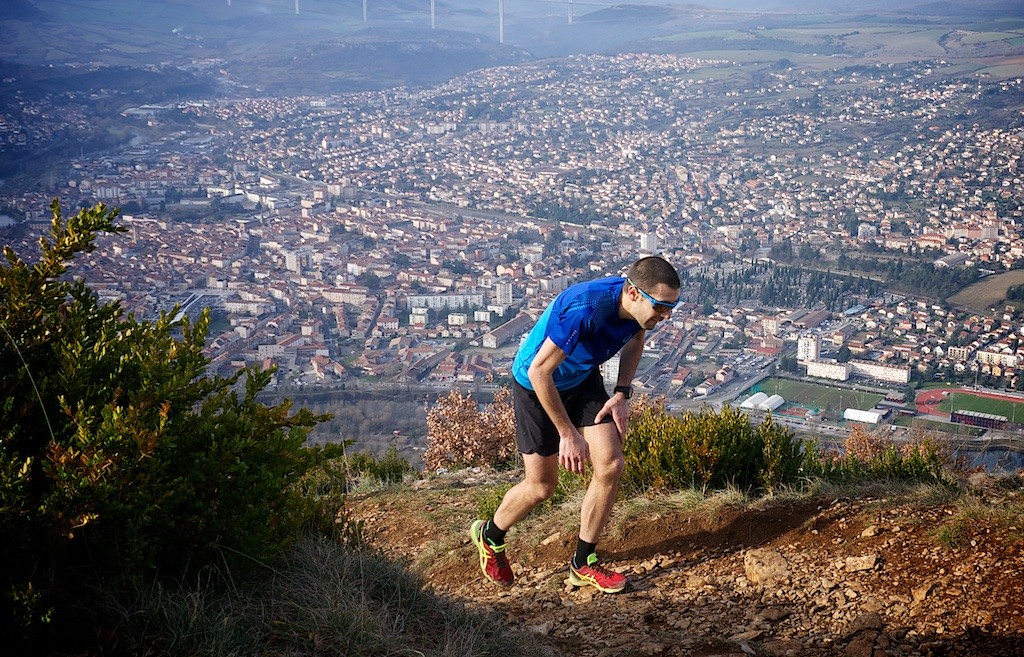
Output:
[291, 444, 366, 549]
[424, 386, 518, 470]
[758, 416, 806, 493]
[430, 389, 807, 497]
[0, 201, 331, 648]
[803, 425, 952, 485]
[623, 403, 803, 494]
[346, 445, 416, 486]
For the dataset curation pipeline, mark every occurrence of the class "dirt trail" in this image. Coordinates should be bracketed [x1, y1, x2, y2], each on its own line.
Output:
[348, 472, 1024, 657]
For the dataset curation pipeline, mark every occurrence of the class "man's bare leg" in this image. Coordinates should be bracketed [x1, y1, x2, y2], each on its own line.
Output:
[578, 422, 625, 543]
[472, 453, 559, 587]
[567, 421, 627, 593]
[493, 452, 559, 531]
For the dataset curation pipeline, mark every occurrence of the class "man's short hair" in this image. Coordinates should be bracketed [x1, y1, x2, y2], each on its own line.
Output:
[628, 256, 680, 291]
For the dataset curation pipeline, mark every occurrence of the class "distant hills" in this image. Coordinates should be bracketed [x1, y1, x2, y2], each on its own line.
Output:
[908, 0, 1024, 16]
[0, 0, 43, 21]
[0, 59, 214, 103]
[0, 0, 1021, 94]
[228, 28, 531, 95]
[738, 0, 1022, 11]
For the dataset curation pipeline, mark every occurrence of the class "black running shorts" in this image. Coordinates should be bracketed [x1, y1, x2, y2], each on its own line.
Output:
[512, 369, 613, 456]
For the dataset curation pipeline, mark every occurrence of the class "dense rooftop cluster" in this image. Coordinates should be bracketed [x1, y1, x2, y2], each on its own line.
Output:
[1, 54, 1022, 397]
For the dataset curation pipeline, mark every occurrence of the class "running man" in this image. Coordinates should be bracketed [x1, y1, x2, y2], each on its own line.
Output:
[470, 255, 681, 593]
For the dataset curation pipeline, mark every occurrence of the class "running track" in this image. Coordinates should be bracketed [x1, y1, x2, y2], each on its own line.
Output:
[914, 387, 1024, 418]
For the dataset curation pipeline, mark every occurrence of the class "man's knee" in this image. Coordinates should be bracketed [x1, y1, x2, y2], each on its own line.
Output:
[593, 453, 625, 482]
[524, 479, 558, 504]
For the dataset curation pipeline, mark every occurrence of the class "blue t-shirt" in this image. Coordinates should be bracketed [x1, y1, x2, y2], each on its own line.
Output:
[512, 276, 641, 391]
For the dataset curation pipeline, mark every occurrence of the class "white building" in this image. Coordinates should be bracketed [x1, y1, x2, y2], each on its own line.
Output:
[849, 359, 912, 384]
[601, 354, 622, 389]
[797, 334, 820, 362]
[322, 285, 369, 305]
[496, 280, 513, 306]
[844, 408, 884, 424]
[976, 349, 1019, 368]
[806, 358, 910, 384]
[407, 293, 485, 310]
[807, 360, 851, 381]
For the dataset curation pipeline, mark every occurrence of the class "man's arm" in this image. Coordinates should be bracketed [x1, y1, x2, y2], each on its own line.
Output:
[616, 330, 646, 387]
[527, 337, 590, 474]
[596, 330, 646, 439]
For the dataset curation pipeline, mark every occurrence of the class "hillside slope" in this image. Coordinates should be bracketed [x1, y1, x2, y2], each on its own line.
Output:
[349, 472, 1024, 657]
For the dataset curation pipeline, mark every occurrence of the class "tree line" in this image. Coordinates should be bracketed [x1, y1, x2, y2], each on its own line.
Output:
[690, 260, 881, 311]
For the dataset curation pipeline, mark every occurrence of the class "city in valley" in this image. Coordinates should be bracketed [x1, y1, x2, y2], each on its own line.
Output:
[1, 1, 1023, 454]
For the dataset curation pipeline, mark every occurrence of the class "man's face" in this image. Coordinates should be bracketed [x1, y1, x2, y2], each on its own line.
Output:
[629, 280, 679, 329]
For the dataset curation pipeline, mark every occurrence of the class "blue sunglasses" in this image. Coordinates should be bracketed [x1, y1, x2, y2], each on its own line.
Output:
[628, 278, 679, 312]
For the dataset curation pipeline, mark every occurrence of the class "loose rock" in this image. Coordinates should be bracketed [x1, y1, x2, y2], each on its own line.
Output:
[845, 554, 880, 572]
[744, 548, 791, 585]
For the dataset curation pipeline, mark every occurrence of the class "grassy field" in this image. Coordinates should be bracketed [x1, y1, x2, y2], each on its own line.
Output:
[751, 378, 884, 411]
[892, 415, 985, 437]
[947, 270, 1024, 314]
[960, 31, 1024, 45]
[936, 392, 1024, 422]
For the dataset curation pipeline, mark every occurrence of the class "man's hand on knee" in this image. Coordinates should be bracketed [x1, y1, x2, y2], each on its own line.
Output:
[558, 430, 589, 474]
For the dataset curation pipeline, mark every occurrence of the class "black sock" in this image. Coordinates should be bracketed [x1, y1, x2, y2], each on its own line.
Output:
[573, 538, 597, 569]
[483, 519, 507, 546]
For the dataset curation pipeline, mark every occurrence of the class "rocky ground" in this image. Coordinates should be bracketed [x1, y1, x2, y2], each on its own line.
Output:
[347, 471, 1024, 657]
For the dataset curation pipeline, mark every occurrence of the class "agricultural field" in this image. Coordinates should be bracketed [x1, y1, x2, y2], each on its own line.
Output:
[948, 270, 1024, 314]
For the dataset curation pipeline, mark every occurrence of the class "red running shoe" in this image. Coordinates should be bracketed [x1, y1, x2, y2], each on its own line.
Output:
[568, 553, 627, 593]
[470, 520, 514, 587]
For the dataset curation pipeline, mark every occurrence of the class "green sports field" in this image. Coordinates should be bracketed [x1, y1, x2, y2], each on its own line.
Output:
[891, 415, 985, 437]
[749, 378, 884, 412]
[936, 392, 1024, 422]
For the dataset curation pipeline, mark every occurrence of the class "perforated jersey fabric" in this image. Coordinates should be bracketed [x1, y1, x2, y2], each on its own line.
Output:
[512, 276, 641, 391]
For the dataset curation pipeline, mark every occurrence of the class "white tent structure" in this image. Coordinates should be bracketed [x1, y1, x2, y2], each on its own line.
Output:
[843, 408, 884, 424]
[760, 394, 785, 412]
[740, 392, 769, 410]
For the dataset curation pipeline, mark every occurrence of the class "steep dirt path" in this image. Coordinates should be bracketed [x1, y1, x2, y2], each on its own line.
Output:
[348, 473, 1024, 657]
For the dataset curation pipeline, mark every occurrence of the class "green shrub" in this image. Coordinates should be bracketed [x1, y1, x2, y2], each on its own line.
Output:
[802, 426, 952, 485]
[758, 415, 806, 493]
[553, 467, 589, 504]
[475, 469, 588, 521]
[346, 445, 416, 486]
[623, 404, 802, 494]
[935, 519, 970, 550]
[0, 201, 331, 649]
[292, 445, 366, 550]
[475, 482, 515, 520]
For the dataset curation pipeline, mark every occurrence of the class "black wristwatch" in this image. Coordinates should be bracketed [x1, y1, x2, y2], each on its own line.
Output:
[613, 385, 633, 399]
